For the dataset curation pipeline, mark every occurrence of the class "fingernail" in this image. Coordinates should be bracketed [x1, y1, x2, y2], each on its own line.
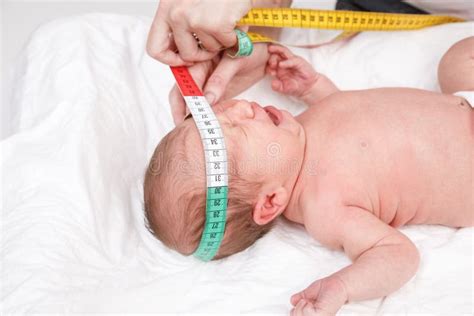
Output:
[205, 92, 216, 104]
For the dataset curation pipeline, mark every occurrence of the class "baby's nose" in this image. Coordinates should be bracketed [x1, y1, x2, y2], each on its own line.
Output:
[232, 100, 255, 119]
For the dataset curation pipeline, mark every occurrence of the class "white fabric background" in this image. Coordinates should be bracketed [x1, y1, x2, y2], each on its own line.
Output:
[1, 12, 473, 316]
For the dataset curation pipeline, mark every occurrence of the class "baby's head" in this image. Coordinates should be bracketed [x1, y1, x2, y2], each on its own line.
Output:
[144, 99, 305, 259]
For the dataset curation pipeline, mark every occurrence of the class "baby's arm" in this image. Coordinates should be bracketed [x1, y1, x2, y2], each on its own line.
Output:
[266, 44, 338, 106]
[292, 206, 420, 315]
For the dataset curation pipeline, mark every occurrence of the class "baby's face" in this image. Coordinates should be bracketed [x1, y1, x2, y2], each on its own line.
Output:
[211, 99, 306, 181]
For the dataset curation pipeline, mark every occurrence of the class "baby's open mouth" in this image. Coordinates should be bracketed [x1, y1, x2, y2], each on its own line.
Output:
[264, 106, 282, 126]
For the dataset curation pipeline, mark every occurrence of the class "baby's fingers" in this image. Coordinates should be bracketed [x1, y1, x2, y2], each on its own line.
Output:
[291, 280, 322, 306]
[301, 303, 319, 316]
[291, 299, 320, 316]
[271, 78, 283, 92]
[290, 299, 308, 316]
[291, 292, 304, 306]
[268, 44, 294, 59]
[267, 53, 281, 75]
[279, 57, 304, 69]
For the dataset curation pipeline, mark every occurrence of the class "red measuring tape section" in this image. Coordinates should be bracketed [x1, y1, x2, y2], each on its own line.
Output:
[170, 66, 204, 97]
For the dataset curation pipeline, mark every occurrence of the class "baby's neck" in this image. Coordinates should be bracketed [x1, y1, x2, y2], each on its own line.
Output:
[282, 126, 311, 225]
[283, 191, 305, 224]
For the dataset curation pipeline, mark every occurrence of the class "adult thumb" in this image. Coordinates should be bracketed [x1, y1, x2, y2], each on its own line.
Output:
[203, 58, 240, 105]
[168, 84, 187, 125]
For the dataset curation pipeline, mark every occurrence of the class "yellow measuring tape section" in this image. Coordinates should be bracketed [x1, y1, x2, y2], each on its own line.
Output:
[246, 32, 273, 43]
[239, 8, 464, 31]
[240, 8, 464, 44]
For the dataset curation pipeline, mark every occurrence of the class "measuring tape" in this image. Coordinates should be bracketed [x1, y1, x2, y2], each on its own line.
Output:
[168, 8, 464, 261]
[170, 66, 229, 262]
[239, 8, 463, 31]
[236, 8, 465, 44]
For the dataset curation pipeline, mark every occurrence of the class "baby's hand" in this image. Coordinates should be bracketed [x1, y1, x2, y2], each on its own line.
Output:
[290, 276, 348, 316]
[266, 44, 319, 99]
[290, 299, 319, 316]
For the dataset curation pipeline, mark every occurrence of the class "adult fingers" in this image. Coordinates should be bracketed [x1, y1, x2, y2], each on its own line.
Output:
[211, 25, 250, 50]
[237, 25, 250, 33]
[193, 32, 224, 53]
[146, 17, 188, 66]
[202, 57, 241, 105]
[173, 27, 216, 62]
[169, 60, 215, 125]
[212, 27, 239, 49]
[169, 85, 187, 125]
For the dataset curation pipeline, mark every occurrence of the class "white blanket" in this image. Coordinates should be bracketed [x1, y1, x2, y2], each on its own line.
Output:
[1, 13, 473, 315]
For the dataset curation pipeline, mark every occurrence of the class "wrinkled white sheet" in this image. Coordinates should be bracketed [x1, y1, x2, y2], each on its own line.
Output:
[2, 12, 473, 315]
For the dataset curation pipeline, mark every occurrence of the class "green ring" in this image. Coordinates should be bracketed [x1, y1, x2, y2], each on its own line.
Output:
[227, 29, 254, 58]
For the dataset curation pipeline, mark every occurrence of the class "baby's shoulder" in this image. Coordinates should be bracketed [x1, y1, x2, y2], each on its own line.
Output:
[300, 179, 369, 249]
[315, 90, 365, 112]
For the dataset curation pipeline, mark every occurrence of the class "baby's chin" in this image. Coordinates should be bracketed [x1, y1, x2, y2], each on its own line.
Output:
[279, 109, 305, 139]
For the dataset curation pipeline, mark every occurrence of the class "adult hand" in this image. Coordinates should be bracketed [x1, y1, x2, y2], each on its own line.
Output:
[147, 0, 252, 65]
[169, 43, 270, 125]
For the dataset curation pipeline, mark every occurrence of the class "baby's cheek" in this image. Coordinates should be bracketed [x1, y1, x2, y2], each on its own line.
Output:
[260, 143, 294, 176]
[245, 127, 298, 176]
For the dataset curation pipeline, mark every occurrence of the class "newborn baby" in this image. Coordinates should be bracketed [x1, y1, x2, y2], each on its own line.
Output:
[144, 37, 473, 315]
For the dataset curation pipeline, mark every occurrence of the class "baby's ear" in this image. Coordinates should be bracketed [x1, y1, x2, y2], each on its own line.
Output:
[252, 185, 289, 225]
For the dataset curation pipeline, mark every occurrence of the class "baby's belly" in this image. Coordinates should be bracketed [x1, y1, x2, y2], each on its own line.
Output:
[310, 88, 473, 228]
[370, 92, 473, 228]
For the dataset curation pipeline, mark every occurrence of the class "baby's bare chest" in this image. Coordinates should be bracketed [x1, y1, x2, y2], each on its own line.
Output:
[299, 88, 473, 227]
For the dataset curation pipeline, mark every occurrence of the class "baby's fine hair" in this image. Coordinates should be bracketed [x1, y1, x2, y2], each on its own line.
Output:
[143, 121, 274, 259]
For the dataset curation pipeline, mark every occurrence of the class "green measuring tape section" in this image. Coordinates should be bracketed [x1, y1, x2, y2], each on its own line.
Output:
[194, 186, 229, 261]
[170, 66, 230, 262]
[228, 29, 254, 58]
